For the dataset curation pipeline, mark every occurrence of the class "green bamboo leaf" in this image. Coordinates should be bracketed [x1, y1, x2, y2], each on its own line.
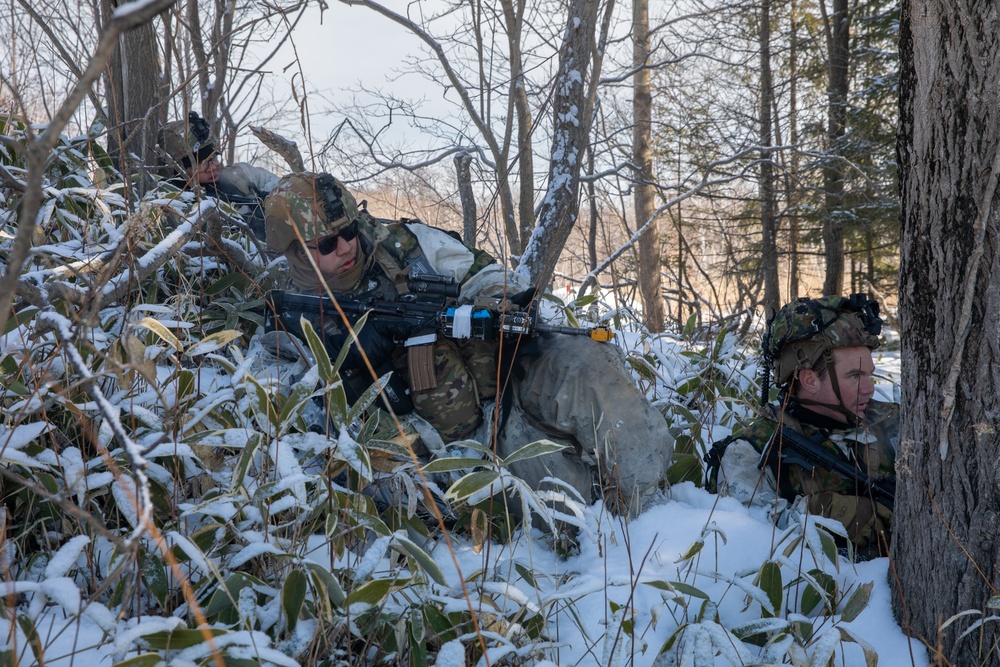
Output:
[347, 370, 393, 424]
[801, 569, 837, 617]
[4, 306, 38, 335]
[730, 616, 790, 640]
[141, 552, 168, 609]
[674, 538, 705, 563]
[300, 315, 336, 383]
[819, 528, 839, 566]
[205, 271, 244, 295]
[333, 312, 369, 370]
[449, 440, 495, 456]
[112, 654, 165, 667]
[757, 561, 783, 617]
[626, 355, 657, 381]
[135, 317, 182, 351]
[245, 375, 279, 428]
[514, 562, 538, 588]
[682, 312, 698, 338]
[444, 470, 502, 503]
[409, 606, 427, 667]
[278, 376, 320, 427]
[840, 581, 873, 622]
[392, 536, 448, 586]
[140, 628, 228, 650]
[656, 623, 689, 656]
[306, 562, 346, 608]
[231, 433, 262, 491]
[282, 569, 308, 632]
[642, 580, 710, 600]
[17, 613, 43, 665]
[501, 439, 566, 466]
[204, 573, 261, 622]
[674, 377, 702, 395]
[344, 508, 391, 537]
[346, 577, 410, 606]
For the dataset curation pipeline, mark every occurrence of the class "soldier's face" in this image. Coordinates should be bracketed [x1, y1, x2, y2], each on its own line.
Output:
[808, 346, 877, 421]
[189, 155, 221, 184]
[309, 234, 358, 275]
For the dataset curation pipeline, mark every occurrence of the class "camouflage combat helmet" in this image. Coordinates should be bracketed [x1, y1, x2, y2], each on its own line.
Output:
[156, 111, 216, 170]
[264, 172, 360, 253]
[764, 294, 883, 388]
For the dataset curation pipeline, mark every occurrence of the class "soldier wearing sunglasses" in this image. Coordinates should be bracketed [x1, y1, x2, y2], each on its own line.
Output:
[263, 172, 675, 519]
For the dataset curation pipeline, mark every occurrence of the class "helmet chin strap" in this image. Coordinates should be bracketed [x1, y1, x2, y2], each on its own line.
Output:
[793, 351, 862, 426]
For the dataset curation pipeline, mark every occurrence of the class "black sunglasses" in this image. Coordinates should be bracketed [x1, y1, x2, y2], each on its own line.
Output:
[314, 221, 360, 255]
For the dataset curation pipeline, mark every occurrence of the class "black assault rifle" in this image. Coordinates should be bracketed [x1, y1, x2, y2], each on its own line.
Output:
[757, 426, 896, 511]
[264, 274, 614, 343]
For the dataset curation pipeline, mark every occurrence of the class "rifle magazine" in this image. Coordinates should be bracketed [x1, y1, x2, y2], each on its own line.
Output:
[408, 343, 437, 392]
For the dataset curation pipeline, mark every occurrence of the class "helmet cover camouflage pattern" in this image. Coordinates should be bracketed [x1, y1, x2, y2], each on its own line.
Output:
[157, 111, 217, 169]
[264, 172, 360, 253]
[767, 295, 882, 385]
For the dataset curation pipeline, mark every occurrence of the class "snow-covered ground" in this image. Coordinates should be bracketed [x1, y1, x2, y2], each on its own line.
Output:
[25, 481, 927, 666]
[7, 333, 923, 667]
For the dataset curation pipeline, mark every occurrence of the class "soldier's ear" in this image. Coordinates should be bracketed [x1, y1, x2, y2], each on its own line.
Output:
[796, 368, 822, 396]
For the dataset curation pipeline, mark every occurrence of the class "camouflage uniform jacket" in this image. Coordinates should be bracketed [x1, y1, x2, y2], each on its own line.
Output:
[168, 163, 278, 241]
[276, 214, 525, 440]
[717, 399, 898, 557]
[211, 163, 279, 241]
[291, 213, 505, 326]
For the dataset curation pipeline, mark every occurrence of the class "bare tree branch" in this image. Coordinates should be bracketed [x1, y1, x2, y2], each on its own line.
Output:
[0, 0, 177, 336]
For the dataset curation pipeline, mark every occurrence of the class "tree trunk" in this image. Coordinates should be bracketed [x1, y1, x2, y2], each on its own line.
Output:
[455, 151, 477, 247]
[759, 0, 780, 314]
[514, 0, 602, 289]
[787, 0, 800, 301]
[587, 144, 598, 272]
[821, 0, 849, 295]
[501, 0, 534, 257]
[895, 1, 1000, 663]
[101, 0, 165, 194]
[633, 0, 665, 332]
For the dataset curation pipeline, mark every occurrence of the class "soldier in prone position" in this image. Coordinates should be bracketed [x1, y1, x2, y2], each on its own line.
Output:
[262, 171, 675, 518]
[709, 295, 898, 560]
[157, 111, 279, 242]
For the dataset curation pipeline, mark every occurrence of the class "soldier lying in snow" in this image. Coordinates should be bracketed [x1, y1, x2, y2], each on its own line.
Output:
[157, 111, 278, 242]
[259, 171, 674, 517]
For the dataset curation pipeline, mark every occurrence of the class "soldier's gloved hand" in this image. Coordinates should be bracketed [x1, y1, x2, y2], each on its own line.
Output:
[343, 320, 415, 370]
[510, 286, 537, 308]
[498, 286, 538, 313]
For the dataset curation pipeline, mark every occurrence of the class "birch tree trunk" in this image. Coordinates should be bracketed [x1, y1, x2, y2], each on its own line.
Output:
[895, 1, 1000, 662]
[515, 0, 603, 288]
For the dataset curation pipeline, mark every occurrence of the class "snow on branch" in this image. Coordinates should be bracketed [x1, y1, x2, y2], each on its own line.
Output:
[33, 310, 154, 547]
[0, 0, 177, 337]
